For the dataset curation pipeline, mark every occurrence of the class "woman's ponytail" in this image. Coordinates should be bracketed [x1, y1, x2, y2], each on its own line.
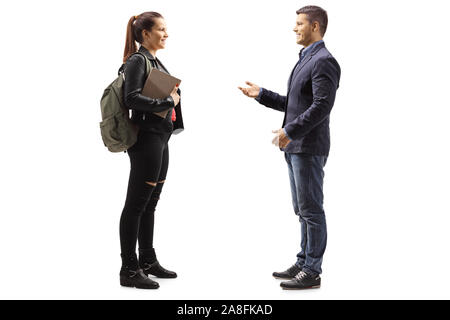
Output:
[123, 15, 138, 63]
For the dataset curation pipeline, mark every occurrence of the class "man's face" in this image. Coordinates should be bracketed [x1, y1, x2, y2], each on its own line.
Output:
[293, 14, 314, 47]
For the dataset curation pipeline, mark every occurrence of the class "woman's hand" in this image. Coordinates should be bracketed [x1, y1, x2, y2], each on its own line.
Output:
[170, 86, 180, 106]
[238, 81, 260, 98]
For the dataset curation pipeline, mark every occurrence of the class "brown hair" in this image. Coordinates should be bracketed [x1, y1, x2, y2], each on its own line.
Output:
[123, 11, 164, 63]
[296, 6, 328, 37]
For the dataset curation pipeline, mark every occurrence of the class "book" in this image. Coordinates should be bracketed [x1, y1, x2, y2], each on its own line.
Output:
[141, 68, 181, 118]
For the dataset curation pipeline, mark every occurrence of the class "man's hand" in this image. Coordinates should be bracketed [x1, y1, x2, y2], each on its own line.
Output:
[238, 81, 260, 98]
[272, 129, 291, 148]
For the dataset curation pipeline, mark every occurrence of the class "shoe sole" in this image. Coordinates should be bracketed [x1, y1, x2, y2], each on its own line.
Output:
[143, 272, 177, 279]
[273, 275, 295, 280]
[281, 285, 321, 290]
[120, 280, 159, 289]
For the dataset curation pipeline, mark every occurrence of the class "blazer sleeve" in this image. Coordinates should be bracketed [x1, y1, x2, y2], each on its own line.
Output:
[284, 56, 340, 140]
[123, 54, 175, 113]
[255, 88, 287, 112]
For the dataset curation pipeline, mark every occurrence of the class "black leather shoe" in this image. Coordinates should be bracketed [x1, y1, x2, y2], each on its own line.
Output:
[142, 261, 177, 278]
[280, 271, 321, 290]
[273, 264, 302, 280]
[120, 268, 160, 289]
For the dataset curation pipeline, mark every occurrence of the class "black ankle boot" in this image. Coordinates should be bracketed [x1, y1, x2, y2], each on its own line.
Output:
[120, 268, 159, 289]
[141, 261, 177, 278]
[139, 248, 177, 279]
[120, 253, 159, 289]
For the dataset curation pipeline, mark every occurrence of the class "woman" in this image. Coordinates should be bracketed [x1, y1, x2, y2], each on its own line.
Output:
[119, 11, 184, 289]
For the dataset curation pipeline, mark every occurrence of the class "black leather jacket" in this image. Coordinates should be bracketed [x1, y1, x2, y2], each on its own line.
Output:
[123, 46, 184, 134]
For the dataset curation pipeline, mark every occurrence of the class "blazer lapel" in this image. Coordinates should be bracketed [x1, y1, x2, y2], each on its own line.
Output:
[287, 60, 300, 90]
[287, 42, 325, 94]
[287, 54, 312, 94]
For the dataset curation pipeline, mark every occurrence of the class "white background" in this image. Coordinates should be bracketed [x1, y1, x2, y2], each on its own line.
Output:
[0, 0, 449, 300]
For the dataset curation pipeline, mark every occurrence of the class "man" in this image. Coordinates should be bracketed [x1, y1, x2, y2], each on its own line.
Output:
[238, 5, 340, 289]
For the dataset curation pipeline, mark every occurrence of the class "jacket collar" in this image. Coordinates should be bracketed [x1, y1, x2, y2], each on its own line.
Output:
[137, 45, 171, 74]
[299, 40, 325, 60]
[138, 45, 157, 61]
[294, 40, 325, 76]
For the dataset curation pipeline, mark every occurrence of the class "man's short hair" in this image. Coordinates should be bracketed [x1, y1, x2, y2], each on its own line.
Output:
[296, 5, 328, 36]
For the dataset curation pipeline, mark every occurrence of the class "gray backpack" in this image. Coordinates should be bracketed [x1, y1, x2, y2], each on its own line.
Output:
[99, 53, 151, 152]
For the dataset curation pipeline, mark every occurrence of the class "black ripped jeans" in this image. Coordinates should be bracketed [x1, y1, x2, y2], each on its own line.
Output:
[119, 130, 171, 264]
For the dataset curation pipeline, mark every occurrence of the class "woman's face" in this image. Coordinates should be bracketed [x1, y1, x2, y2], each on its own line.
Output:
[142, 18, 168, 51]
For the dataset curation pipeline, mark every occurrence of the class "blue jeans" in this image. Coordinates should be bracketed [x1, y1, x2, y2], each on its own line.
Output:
[285, 152, 328, 276]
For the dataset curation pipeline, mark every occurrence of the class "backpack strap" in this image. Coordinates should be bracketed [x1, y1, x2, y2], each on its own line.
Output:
[118, 52, 152, 76]
[134, 52, 152, 76]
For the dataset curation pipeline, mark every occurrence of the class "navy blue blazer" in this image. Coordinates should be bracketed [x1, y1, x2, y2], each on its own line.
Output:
[257, 42, 340, 155]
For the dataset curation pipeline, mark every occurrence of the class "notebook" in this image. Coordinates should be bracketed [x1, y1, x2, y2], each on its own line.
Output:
[141, 68, 181, 118]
